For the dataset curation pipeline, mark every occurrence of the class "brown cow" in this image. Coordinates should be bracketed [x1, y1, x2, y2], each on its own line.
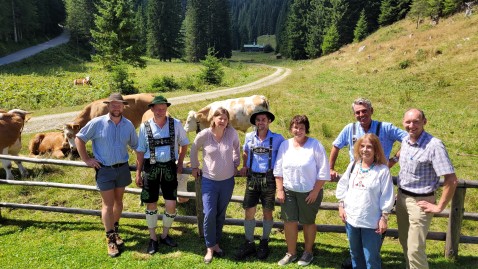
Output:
[183, 95, 270, 133]
[63, 93, 155, 150]
[73, 77, 91, 85]
[29, 132, 71, 158]
[0, 109, 30, 180]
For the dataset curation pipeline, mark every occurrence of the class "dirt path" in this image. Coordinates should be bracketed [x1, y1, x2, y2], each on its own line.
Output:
[23, 65, 291, 134]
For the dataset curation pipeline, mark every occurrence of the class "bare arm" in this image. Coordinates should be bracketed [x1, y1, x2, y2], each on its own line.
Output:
[388, 149, 401, 168]
[240, 150, 249, 177]
[275, 176, 285, 203]
[305, 179, 327, 204]
[417, 173, 458, 213]
[329, 146, 340, 180]
[135, 151, 145, 187]
[177, 145, 188, 174]
[75, 137, 100, 169]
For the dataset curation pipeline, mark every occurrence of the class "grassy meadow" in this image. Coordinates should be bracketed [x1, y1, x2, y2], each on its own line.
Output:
[1, 13, 478, 268]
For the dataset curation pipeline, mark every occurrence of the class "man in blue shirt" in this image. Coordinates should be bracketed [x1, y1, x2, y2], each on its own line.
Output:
[330, 98, 406, 180]
[135, 95, 189, 255]
[234, 109, 285, 260]
[75, 93, 138, 258]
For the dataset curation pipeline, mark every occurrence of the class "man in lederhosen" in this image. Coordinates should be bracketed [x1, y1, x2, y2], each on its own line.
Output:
[135, 95, 189, 254]
[234, 109, 285, 260]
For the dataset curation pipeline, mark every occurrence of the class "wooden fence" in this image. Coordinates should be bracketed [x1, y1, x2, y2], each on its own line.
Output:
[1, 154, 477, 260]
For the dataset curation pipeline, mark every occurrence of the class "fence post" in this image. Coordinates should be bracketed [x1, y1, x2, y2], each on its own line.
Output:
[445, 187, 466, 260]
[194, 173, 204, 238]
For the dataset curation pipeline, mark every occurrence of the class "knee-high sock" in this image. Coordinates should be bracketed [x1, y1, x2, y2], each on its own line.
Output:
[244, 219, 256, 242]
[262, 219, 274, 240]
[163, 211, 177, 228]
[146, 210, 158, 229]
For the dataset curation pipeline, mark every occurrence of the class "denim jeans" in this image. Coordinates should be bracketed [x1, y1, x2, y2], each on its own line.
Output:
[202, 176, 235, 248]
[345, 222, 382, 269]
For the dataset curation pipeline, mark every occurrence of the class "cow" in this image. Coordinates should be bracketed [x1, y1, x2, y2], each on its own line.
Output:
[73, 77, 91, 85]
[0, 109, 31, 180]
[63, 93, 155, 150]
[183, 95, 270, 133]
[29, 132, 71, 158]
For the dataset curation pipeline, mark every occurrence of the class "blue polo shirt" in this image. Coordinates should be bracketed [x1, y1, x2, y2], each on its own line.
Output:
[243, 130, 285, 173]
[76, 114, 138, 166]
[333, 120, 407, 161]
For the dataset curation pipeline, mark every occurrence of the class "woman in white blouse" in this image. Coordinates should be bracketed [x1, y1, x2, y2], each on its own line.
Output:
[274, 115, 330, 266]
[190, 107, 240, 264]
[336, 133, 394, 269]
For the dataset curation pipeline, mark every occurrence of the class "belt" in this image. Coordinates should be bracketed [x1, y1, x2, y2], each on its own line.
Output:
[251, 172, 267, 178]
[100, 162, 128, 168]
[399, 188, 434, 197]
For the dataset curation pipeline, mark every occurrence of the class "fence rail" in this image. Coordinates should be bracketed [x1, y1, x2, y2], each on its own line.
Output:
[1, 154, 477, 260]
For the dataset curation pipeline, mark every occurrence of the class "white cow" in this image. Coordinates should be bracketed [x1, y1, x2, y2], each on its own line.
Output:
[183, 95, 270, 133]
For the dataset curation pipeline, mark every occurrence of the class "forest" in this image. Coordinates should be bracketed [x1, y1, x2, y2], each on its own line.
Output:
[0, 0, 470, 61]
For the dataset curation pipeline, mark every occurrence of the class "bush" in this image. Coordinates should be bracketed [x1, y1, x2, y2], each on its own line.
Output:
[399, 59, 412, 69]
[149, 75, 180, 92]
[109, 65, 137, 95]
[263, 44, 274, 53]
[199, 48, 224, 85]
[180, 76, 204, 92]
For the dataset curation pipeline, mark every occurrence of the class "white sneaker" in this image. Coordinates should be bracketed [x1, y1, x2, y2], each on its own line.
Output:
[278, 253, 297, 266]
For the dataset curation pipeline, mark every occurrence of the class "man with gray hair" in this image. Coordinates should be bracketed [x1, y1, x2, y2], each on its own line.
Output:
[329, 97, 406, 180]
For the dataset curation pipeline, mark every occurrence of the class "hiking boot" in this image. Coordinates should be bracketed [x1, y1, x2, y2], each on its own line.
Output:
[256, 238, 270, 260]
[147, 239, 159, 254]
[106, 234, 119, 258]
[159, 235, 178, 247]
[114, 233, 124, 249]
[234, 240, 256, 260]
[298, 251, 314, 266]
[278, 253, 297, 266]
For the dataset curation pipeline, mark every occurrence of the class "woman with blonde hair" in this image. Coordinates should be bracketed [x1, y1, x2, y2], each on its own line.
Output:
[190, 107, 240, 264]
[336, 133, 394, 269]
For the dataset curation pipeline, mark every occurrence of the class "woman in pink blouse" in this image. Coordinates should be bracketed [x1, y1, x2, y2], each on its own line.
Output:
[191, 107, 240, 264]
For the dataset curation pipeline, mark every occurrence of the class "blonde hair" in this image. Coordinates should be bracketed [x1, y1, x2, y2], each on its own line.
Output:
[210, 107, 230, 128]
[353, 133, 387, 165]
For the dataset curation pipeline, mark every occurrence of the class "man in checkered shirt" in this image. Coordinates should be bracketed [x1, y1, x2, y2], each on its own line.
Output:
[396, 108, 458, 269]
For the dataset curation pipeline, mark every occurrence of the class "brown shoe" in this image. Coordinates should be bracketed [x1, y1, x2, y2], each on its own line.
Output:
[114, 233, 124, 249]
[107, 234, 119, 257]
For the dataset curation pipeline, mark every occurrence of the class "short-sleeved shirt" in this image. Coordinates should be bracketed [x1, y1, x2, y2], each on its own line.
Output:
[397, 131, 455, 194]
[273, 138, 331, 193]
[136, 117, 189, 162]
[243, 130, 285, 173]
[333, 120, 407, 160]
[76, 114, 138, 166]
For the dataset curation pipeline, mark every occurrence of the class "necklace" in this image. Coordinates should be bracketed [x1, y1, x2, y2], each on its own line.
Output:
[359, 160, 375, 173]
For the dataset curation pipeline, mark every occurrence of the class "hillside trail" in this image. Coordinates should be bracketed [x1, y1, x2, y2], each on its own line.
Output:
[23, 65, 292, 133]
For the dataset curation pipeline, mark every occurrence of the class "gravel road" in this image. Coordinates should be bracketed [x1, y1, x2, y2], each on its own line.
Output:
[23, 65, 291, 134]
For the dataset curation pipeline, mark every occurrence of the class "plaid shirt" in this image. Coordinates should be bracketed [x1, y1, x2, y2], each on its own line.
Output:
[398, 131, 455, 194]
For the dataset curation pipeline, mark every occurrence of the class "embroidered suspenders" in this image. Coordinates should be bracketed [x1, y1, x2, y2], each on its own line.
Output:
[144, 117, 175, 164]
[248, 135, 273, 172]
[352, 121, 382, 144]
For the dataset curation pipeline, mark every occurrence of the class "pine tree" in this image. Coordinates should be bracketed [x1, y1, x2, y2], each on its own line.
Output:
[306, 0, 327, 58]
[146, 0, 183, 61]
[321, 23, 340, 55]
[354, 9, 368, 42]
[91, 0, 145, 69]
[284, 0, 310, 60]
[66, 0, 95, 45]
[409, 0, 431, 28]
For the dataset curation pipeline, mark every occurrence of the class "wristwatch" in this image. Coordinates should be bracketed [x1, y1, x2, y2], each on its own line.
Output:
[391, 156, 399, 162]
[381, 214, 389, 221]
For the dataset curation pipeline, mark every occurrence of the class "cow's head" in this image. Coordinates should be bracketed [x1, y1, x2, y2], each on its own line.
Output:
[183, 111, 198, 133]
[63, 123, 80, 151]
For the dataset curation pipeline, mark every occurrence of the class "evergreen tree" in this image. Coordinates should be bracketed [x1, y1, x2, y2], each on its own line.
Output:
[209, 0, 232, 58]
[146, 0, 183, 61]
[321, 23, 340, 55]
[134, 2, 147, 54]
[379, 0, 412, 25]
[284, 0, 310, 60]
[66, 0, 95, 46]
[354, 9, 368, 42]
[91, 0, 145, 69]
[442, 0, 464, 16]
[306, 0, 326, 58]
[409, 0, 431, 28]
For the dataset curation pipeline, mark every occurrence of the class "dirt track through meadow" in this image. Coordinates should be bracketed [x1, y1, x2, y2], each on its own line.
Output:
[23, 65, 291, 134]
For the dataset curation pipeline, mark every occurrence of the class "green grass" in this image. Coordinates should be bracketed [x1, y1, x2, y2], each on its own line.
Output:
[1, 13, 478, 268]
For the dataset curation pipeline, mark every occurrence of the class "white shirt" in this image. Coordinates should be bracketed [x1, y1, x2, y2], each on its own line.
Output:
[336, 162, 395, 229]
[273, 138, 330, 192]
